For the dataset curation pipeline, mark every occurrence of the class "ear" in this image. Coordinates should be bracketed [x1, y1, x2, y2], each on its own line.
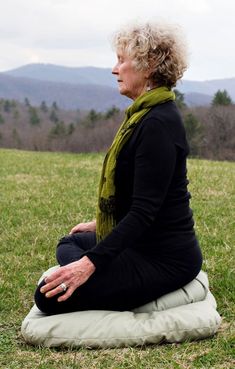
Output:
[144, 71, 150, 79]
[144, 69, 153, 79]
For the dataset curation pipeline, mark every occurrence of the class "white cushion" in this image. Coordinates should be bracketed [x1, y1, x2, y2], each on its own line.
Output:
[21, 268, 221, 348]
[133, 270, 209, 313]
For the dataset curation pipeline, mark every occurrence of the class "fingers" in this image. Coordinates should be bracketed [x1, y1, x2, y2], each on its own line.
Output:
[69, 223, 83, 234]
[40, 268, 66, 294]
[39, 266, 79, 302]
[57, 286, 75, 302]
[69, 220, 96, 234]
[40, 278, 62, 294]
[41, 279, 78, 302]
[45, 284, 67, 298]
[69, 226, 78, 234]
[40, 277, 73, 300]
[69, 226, 79, 234]
[39, 259, 94, 303]
[42, 269, 63, 288]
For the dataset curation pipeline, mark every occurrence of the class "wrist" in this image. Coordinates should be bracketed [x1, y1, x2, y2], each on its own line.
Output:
[82, 255, 96, 273]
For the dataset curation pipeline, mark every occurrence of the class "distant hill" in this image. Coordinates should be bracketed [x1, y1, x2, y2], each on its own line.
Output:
[177, 79, 235, 100]
[0, 73, 131, 111]
[3, 64, 117, 88]
[1, 63, 235, 110]
[184, 92, 212, 107]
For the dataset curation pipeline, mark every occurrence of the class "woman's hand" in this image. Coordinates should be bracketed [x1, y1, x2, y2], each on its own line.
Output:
[40, 256, 96, 302]
[69, 220, 96, 234]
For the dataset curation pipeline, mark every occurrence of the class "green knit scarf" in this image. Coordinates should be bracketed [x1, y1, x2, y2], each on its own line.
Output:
[96, 86, 175, 241]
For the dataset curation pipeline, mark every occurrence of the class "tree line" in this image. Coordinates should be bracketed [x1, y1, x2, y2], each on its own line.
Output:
[0, 89, 234, 161]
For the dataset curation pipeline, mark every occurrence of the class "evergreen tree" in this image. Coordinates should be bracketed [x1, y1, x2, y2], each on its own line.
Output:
[40, 101, 48, 112]
[88, 109, 101, 122]
[49, 110, 59, 123]
[50, 121, 66, 136]
[4, 100, 11, 113]
[67, 122, 75, 135]
[105, 105, 120, 119]
[13, 110, 20, 120]
[184, 113, 203, 156]
[29, 107, 40, 125]
[84, 109, 103, 127]
[24, 97, 31, 107]
[52, 101, 59, 110]
[0, 113, 5, 124]
[12, 128, 21, 147]
[212, 89, 232, 106]
[173, 89, 187, 109]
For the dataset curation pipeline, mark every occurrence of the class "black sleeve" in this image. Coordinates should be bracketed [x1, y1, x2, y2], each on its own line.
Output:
[83, 118, 177, 270]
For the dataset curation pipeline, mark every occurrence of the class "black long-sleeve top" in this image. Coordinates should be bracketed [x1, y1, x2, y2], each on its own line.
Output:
[84, 101, 198, 270]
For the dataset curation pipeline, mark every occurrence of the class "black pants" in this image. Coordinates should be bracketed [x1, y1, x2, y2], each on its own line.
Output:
[34, 232, 202, 314]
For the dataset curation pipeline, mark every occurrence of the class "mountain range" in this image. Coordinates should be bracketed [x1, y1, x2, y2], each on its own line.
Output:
[0, 63, 234, 111]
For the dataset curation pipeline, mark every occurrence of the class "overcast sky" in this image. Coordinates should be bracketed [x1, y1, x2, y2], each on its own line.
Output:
[0, 0, 234, 81]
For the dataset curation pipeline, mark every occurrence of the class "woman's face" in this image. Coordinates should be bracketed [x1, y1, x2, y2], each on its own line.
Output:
[112, 50, 148, 100]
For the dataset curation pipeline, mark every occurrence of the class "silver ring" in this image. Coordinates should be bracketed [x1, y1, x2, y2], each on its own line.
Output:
[60, 282, 67, 292]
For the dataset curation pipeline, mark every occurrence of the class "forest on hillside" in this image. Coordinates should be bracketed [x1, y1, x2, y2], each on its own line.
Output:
[0, 90, 234, 161]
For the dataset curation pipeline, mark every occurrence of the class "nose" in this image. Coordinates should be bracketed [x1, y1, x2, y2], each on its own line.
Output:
[112, 63, 119, 75]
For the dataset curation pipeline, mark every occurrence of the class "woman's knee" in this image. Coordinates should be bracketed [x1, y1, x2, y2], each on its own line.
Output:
[34, 281, 59, 315]
[56, 235, 76, 265]
[34, 281, 47, 313]
[56, 243, 69, 265]
[57, 235, 74, 248]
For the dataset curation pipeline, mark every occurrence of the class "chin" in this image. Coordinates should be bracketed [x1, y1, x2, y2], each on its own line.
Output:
[119, 88, 131, 99]
[118, 86, 125, 94]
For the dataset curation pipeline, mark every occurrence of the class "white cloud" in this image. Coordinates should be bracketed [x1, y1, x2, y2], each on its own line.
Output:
[0, 0, 234, 79]
[177, 0, 211, 13]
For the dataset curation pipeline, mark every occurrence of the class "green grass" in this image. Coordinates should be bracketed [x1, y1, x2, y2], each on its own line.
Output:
[0, 148, 234, 369]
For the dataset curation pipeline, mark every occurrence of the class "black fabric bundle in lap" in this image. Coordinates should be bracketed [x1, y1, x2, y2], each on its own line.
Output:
[35, 232, 202, 314]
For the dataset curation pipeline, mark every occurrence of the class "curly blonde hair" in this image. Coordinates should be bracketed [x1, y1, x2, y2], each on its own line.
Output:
[112, 21, 188, 88]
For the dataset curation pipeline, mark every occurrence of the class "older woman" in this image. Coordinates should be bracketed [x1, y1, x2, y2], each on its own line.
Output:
[35, 21, 202, 314]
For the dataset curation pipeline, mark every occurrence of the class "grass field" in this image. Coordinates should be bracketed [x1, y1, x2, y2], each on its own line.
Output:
[0, 148, 234, 369]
